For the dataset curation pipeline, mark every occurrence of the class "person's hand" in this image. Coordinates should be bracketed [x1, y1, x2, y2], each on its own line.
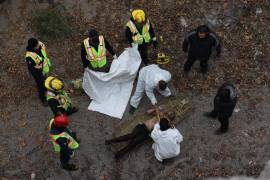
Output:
[152, 40, 158, 48]
[113, 54, 117, 59]
[70, 151, 75, 158]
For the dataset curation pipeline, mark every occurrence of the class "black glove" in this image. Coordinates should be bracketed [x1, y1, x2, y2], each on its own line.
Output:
[152, 40, 158, 48]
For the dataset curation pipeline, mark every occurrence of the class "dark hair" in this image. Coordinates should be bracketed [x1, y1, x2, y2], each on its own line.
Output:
[26, 38, 38, 51]
[219, 88, 230, 101]
[158, 80, 167, 91]
[160, 118, 170, 131]
[197, 25, 210, 33]
[88, 29, 99, 38]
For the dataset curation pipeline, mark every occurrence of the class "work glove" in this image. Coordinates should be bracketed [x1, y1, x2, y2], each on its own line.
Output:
[152, 37, 158, 48]
[70, 151, 75, 158]
[113, 54, 117, 59]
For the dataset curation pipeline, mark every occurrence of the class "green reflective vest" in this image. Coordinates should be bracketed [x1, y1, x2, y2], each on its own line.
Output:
[25, 41, 51, 75]
[126, 20, 151, 45]
[49, 119, 79, 152]
[46, 90, 71, 111]
[83, 36, 107, 69]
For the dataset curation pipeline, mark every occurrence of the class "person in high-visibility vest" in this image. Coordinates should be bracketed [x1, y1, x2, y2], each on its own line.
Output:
[81, 29, 117, 72]
[45, 76, 78, 116]
[49, 114, 79, 171]
[25, 38, 52, 106]
[126, 9, 158, 65]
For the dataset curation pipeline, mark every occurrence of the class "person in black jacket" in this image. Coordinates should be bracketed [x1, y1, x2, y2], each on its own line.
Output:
[205, 83, 237, 134]
[182, 25, 221, 74]
[81, 29, 116, 72]
[126, 9, 157, 65]
[25, 38, 50, 106]
[49, 113, 80, 171]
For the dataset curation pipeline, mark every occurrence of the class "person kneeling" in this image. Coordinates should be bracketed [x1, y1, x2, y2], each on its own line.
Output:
[151, 118, 183, 162]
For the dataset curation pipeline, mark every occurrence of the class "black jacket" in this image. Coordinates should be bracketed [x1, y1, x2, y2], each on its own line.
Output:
[182, 30, 221, 59]
[214, 84, 237, 118]
[48, 97, 66, 116]
[81, 37, 115, 68]
[125, 18, 155, 45]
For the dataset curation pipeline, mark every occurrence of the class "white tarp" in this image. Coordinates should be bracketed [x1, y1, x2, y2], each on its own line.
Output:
[82, 47, 141, 119]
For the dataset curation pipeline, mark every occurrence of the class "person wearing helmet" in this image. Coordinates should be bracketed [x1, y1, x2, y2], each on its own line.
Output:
[81, 29, 117, 72]
[182, 25, 221, 75]
[45, 76, 78, 116]
[126, 9, 158, 65]
[25, 38, 52, 106]
[204, 83, 237, 134]
[49, 113, 79, 171]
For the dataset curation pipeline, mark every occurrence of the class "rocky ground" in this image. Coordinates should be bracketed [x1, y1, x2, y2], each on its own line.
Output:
[0, 0, 270, 179]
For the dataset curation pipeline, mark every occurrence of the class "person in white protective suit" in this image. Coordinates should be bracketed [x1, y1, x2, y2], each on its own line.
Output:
[151, 117, 183, 162]
[129, 64, 172, 114]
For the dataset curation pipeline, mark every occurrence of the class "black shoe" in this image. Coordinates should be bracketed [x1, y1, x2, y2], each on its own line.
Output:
[204, 112, 216, 119]
[105, 140, 112, 145]
[42, 100, 48, 107]
[62, 164, 78, 171]
[129, 105, 136, 114]
[114, 152, 124, 159]
[214, 129, 227, 135]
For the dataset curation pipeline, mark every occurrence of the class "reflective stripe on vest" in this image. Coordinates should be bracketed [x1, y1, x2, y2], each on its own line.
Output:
[25, 41, 51, 75]
[49, 118, 79, 152]
[83, 36, 107, 68]
[126, 20, 151, 44]
[46, 91, 71, 111]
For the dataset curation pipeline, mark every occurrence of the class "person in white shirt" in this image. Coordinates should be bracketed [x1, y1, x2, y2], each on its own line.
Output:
[151, 117, 183, 162]
[130, 64, 171, 114]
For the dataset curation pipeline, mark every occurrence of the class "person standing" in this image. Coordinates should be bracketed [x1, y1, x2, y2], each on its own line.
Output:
[25, 38, 52, 106]
[129, 64, 171, 114]
[205, 83, 237, 134]
[49, 114, 79, 171]
[182, 25, 221, 75]
[126, 9, 158, 65]
[81, 29, 117, 72]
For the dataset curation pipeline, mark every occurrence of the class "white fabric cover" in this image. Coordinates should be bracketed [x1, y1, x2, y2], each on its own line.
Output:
[151, 124, 183, 162]
[82, 47, 141, 119]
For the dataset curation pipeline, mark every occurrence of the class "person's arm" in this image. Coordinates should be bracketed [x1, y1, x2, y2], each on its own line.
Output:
[149, 22, 156, 40]
[104, 38, 115, 56]
[125, 26, 134, 44]
[182, 33, 191, 52]
[150, 123, 161, 141]
[25, 57, 43, 74]
[159, 87, 171, 97]
[145, 86, 157, 106]
[210, 33, 221, 57]
[56, 137, 73, 156]
[81, 43, 89, 68]
[48, 98, 62, 115]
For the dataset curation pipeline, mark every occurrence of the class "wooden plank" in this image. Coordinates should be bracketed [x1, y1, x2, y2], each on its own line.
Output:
[110, 95, 192, 152]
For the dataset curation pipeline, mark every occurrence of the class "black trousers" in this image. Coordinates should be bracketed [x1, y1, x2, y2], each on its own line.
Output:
[109, 124, 150, 155]
[60, 150, 71, 168]
[138, 43, 149, 65]
[30, 71, 47, 102]
[184, 56, 209, 73]
[211, 98, 237, 132]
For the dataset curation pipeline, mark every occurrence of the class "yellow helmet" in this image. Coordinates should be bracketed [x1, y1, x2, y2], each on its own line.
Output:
[157, 53, 170, 64]
[132, 9, 145, 23]
[45, 76, 64, 91]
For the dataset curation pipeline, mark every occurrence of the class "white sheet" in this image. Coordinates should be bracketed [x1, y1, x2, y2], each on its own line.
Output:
[82, 46, 141, 119]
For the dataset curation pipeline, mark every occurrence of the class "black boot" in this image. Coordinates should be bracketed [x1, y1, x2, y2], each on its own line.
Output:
[62, 164, 78, 171]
